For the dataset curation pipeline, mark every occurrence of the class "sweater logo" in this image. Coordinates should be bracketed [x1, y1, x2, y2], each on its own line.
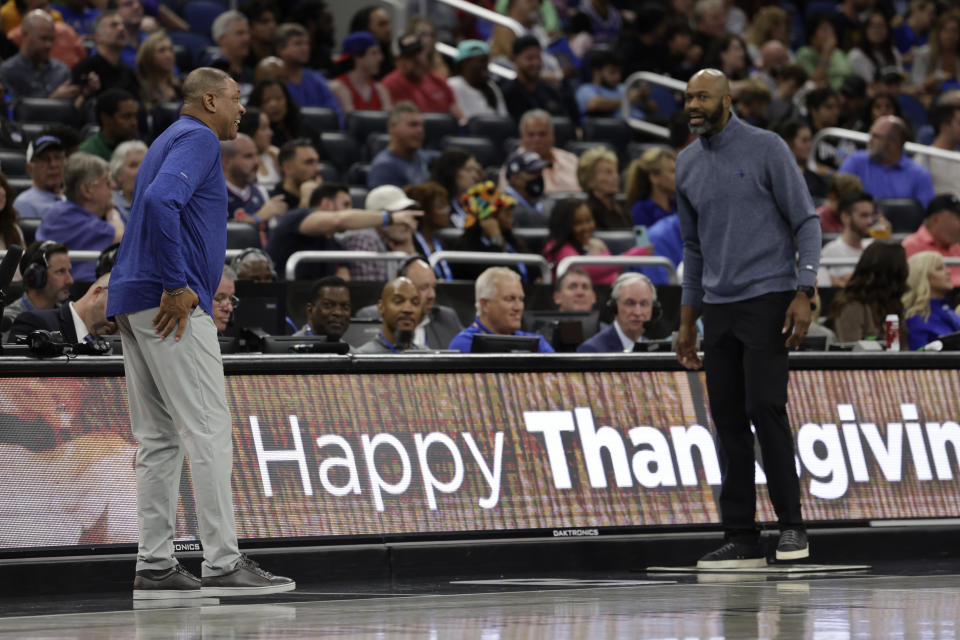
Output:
[733, 169, 745, 178]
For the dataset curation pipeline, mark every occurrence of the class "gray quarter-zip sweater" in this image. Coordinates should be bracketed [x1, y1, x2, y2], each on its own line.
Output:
[676, 111, 821, 307]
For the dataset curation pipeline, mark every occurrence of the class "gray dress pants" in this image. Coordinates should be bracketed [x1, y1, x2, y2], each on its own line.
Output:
[117, 307, 240, 576]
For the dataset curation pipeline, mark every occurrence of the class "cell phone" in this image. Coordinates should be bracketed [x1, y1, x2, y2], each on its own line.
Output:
[633, 225, 651, 248]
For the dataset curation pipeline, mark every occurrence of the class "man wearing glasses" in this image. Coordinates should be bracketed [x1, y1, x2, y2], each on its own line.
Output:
[212, 266, 239, 333]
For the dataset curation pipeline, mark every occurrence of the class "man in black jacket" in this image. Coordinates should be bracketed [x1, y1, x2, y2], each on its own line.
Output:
[7, 273, 111, 343]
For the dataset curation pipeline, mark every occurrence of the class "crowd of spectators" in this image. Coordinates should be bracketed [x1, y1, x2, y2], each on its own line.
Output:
[5, 0, 960, 352]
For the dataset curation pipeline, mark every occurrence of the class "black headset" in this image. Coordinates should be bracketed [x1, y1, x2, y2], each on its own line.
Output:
[96, 242, 121, 279]
[22, 241, 58, 291]
[26, 330, 112, 358]
[606, 272, 663, 323]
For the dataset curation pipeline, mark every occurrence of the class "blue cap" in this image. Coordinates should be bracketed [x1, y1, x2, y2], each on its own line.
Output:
[342, 31, 377, 57]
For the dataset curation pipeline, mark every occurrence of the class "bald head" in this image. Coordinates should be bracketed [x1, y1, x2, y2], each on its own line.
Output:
[378, 276, 421, 342]
[868, 115, 909, 165]
[685, 69, 732, 137]
[760, 40, 789, 70]
[21, 8, 53, 33]
[182, 67, 232, 106]
[255, 56, 286, 84]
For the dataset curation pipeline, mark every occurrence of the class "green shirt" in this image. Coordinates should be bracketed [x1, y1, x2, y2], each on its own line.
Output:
[78, 131, 114, 161]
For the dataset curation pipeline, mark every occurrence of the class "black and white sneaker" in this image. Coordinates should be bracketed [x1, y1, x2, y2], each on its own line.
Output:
[133, 564, 202, 600]
[697, 539, 767, 569]
[776, 528, 809, 561]
[201, 554, 296, 597]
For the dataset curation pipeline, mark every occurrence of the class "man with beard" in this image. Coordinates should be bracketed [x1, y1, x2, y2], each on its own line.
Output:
[817, 192, 878, 287]
[674, 69, 820, 568]
[293, 276, 352, 348]
[837, 116, 934, 208]
[356, 276, 423, 353]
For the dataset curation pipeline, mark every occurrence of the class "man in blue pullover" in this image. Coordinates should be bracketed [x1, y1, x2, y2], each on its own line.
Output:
[108, 67, 295, 600]
[674, 69, 821, 568]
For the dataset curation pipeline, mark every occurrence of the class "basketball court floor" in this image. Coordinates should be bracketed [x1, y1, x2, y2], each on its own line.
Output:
[1, 558, 959, 638]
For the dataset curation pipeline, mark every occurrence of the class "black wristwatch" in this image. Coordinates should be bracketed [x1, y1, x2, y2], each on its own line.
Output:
[797, 285, 815, 299]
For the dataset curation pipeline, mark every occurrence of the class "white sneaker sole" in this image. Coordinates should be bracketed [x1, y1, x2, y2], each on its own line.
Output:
[776, 546, 810, 561]
[133, 589, 204, 600]
[201, 581, 296, 597]
[697, 558, 767, 569]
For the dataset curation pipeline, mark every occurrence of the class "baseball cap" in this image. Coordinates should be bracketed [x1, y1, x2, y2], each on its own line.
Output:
[397, 33, 423, 58]
[366, 185, 418, 212]
[342, 31, 377, 57]
[839, 75, 866, 98]
[26, 135, 64, 163]
[505, 150, 550, 178]
[926, 193, 960, 217]
[456, 39, 489, 62]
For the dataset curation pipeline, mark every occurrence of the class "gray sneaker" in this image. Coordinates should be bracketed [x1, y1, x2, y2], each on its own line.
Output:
[201, 554, 296, 597]
[776, 528, 809, 561]
[133, 564, 202, 600]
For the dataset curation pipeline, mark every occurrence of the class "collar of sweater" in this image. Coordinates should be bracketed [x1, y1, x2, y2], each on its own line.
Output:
[697, 109, 743, 151]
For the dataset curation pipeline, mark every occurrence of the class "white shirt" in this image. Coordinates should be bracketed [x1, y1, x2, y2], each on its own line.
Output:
[613, 319, 647, 352]
[69, 301, 92, 343]
[817, 237, 872, 287]
[447, 76, 508, 121]
[413, 313, 432, 348]
[916, 154, 960, 200]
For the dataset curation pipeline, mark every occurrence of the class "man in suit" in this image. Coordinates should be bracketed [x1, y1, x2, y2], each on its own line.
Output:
[578, 273, 656, 352]
[356, 256, 463, 350]
[7, 273, 111, 343]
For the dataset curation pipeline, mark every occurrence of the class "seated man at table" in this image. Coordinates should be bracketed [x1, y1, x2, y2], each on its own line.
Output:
[578, 273, 656, 352]
[553, 267, 597, 312]
[7, 273, 112, 344]
[212, 266, 237, 334]
[448, 266, 554, 353]
[356, 277, 423, 353]
[293, 276, 352, 348]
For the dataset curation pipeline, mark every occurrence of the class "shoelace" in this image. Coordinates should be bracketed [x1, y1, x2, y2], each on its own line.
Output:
[238, 554, 276, 578]
[780, 530, 801, 546]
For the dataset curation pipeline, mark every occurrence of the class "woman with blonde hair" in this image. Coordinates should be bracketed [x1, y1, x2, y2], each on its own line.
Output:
[625, 147, 677, 227]
[404, 16, 450, 78]
[903, 251, 960, 349]
[744, 6, 789, 65]
[910, 10, 960, 97]
[579, 147, 631, 229]
[135, 30, 182, 112]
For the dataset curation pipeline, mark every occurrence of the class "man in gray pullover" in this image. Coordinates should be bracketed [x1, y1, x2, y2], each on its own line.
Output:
[674, 69, 821, 568]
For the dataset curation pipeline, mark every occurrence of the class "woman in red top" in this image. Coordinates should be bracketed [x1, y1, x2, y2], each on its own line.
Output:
[543, 198, 649, 285]
[329, 31, 393, 115]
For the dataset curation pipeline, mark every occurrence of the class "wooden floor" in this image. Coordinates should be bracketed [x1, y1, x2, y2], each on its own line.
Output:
[1, 564, 959, 638]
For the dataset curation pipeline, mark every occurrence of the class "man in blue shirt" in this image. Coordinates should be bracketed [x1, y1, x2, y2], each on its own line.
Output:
[13, 135, 66, 219]
[107, 67, 295, 601]
[838, 115, 935, 208]
[276, 22, 343, 127]
[368, 101, 434, 189]
[448, 266, 554, 353]
[574, 48, 646, 120]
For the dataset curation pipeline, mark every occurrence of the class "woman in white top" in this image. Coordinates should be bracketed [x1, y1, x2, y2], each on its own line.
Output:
[848, 11, 903, 88]
[238, 107, 281, 192]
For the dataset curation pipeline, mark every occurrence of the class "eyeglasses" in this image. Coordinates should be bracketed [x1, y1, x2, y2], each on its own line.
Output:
[214, 294, 240, 308]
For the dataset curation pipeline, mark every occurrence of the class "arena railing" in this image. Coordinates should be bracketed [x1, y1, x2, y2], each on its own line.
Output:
[428, 250, 552, 283]
[809, 127, 960, 170]
[621, 71, 686, 142]
[0, 249, 101, 263]
[819, 256, 960, 268]
[424, 0, 528, 81]
[284, 250, 411, 281]
[556, 255, 679, 285]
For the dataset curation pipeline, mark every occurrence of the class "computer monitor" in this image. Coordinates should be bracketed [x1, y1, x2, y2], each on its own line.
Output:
[632, 339, 674, 353]
[797, 335, 828, 351]
[471, 333, 540, 353]
[937, 330, 960, 351]
[261, 336, 350, 354]
[218, 336, 238, 354]
[341, 319, 382, 349]
[523, 311, 600, 351]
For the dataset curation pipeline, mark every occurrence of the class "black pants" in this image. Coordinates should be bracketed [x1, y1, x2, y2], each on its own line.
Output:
[702, 291, 803, 537]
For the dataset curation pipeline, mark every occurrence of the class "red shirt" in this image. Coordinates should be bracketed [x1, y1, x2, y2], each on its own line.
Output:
[381, 70, 456, 114]
[902, 224, 960, 286]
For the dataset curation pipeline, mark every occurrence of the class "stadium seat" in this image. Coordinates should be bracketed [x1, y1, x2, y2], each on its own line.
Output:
[345, 162, 370, 187]
[551, 116, 575, 148]
[365, 132, 391, 160]
[320, 132, 359, 173]
[877, 198, 925, 233]
[19, 123, 46, 141]
[594, 230, 636, 254]
[349, 186, 368, 208]
[346, 110, 389, 144]
[441, 135, 501, 167]
[564, 140, 617, 157]
[466, 114, 517, 141]
[422, 113, 459, 149]
[226, 221, 261, 249]
[300, 106, 340, 133]
[897, 94, 928, 130]
[183, 0, 224, 36]
[627, 141, 672, 161]
[151, 102, 182, 140]
[167, 30, 212, 70]
[503, 137, 521, 158]
[13, 98, 75, 124]
[19, 217, 41, 245]
[512, 227, 549, 254]
[648, 85, 680, 121]
[318, 162, 340, 183]
[435, 228, 462, 249]
[582, 117, 631, 154]
[0, 150, 27, 177]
